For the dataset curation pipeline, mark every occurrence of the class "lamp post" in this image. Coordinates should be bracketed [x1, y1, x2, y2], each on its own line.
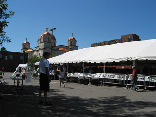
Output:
[49, 28, 56, 57]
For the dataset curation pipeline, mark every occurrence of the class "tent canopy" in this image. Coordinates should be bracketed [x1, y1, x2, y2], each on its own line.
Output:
[36, 39, 156, 65]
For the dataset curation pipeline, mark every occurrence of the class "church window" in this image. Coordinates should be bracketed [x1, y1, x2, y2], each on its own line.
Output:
[9, 55, 13, 59]
[0, 53, 2, 59]
[20, 55, 23, 60]
[48, 37, 49, 42]
[5, 56, 7, 60]
[50, 38, 51, 42]
[70, 41, 72, 46]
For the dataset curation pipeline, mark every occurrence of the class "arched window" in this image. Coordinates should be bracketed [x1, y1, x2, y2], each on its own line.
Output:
[48, 37, 49, 42]
[70, 41, 72, 46]
[44, 37, 47, 42]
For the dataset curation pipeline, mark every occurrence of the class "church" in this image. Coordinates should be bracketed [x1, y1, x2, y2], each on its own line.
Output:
[21, 28, 78, 58]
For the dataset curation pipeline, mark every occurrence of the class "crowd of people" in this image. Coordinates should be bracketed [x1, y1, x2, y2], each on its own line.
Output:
[32, 52, 153, 105]
[0, 51, 153, 104]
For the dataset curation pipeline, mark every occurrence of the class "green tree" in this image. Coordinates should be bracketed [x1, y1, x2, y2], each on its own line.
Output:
[28, 54, 57, 67]
[51, 53, 57, 58]
[0, 0, 14, 44]
[28, 55, 43, 66]
[0, 46, 6, 51]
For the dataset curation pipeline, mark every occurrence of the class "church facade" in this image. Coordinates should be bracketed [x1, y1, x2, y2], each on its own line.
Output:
[21, 29, 78, 58]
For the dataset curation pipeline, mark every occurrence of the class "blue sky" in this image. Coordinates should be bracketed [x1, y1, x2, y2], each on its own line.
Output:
[2, 0, 156, 52]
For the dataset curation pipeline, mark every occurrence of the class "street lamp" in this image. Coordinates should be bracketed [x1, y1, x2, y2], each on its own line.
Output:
[49, 28, 56, 57]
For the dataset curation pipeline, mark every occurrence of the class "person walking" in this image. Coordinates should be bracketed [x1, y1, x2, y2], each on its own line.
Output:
[142, 66, 148, 90]
[36, 67, 40, 80]
[132, 66, 138, 91]
[49, 68, 53, 80]
[2, 67, 4, 76]
[59, 67, 65, 87]
[38, 52, 52, 105]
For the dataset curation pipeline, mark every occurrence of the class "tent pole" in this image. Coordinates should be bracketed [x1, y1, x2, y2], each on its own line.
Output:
[83, 62, 84, 78]
[54, 65, 55, 80]
[67, 63, 68, 73]
[103, 63, 105, 73]
[133, 60, 135, 67]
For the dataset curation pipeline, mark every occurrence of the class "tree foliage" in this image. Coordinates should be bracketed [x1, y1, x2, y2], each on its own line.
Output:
[28, 54, 57, 67]
[51, 53, 57, 58]
[28, 55, 43, 66]
[0, 0, 14, 44]
[0, 46, 6, 51]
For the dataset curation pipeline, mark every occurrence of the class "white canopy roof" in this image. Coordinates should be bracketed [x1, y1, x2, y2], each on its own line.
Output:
[18, 64, 28, 67]
[35, 39, 156, 65]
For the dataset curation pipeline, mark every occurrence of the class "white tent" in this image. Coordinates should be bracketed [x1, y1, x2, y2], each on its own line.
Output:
[18, 64, 28, 68]
[35, 62, 39, 65]
[35, 39, 156, 65]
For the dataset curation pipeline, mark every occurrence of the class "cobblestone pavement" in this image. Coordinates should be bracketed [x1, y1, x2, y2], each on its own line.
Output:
[0, 72, 156, 117]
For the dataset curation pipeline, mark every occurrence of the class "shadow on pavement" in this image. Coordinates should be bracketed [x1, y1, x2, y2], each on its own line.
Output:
[0, 85, 156, 117]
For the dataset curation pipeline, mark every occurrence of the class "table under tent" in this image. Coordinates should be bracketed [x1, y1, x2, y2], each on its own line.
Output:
[36, 39, 156, 90]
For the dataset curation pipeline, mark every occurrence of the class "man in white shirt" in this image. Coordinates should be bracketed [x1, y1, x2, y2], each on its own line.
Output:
[38, 52, 51, 105]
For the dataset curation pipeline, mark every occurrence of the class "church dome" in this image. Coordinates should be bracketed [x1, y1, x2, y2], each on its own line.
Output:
[68, 37, 76, 41]
[25, 48, 33, 52]
[38, 32, 56, 41]
[22, 41, 30, 45]
[68, 33, 76, 41]
[58, 48, 69, 51]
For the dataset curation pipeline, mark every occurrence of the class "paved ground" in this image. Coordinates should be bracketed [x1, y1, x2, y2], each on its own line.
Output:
[0, 72, 156, 117]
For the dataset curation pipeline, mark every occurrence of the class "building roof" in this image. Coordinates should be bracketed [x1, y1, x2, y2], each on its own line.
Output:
[58, 48, 69, 51]
[25, 49, 33, 52]
[22, 41, 30, 45]
[38, 32, 56, 41]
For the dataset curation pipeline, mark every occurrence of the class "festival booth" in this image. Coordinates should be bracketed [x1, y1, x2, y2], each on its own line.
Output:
[10, 64, 32, 93]
[36, 39, 156, 89]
